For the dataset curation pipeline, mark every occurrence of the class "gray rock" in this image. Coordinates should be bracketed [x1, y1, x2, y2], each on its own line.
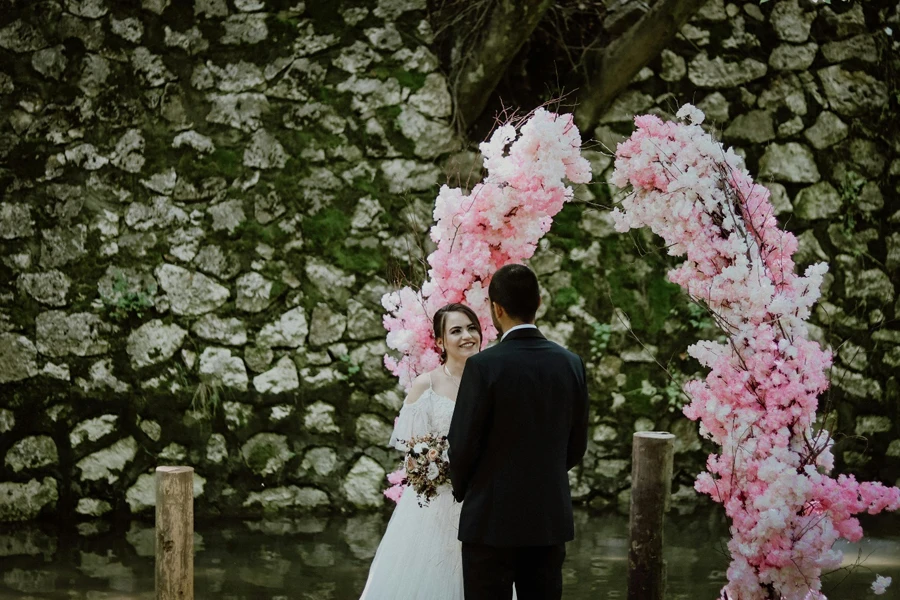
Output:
[793, 182, 841, 220]
[155, 264, 229, 316]
[65, 144, 109, 170]
[142, 0, 170, 14]
[267, 58, 327, 101]
[0, 203, 34, 239]
[59, 14, 105, 51]
[243, 486, 329, 511]
[244, 345, 273, 372]
[17, 271, 70, 307]
[164, 26, 209, 55]
[393, 45, 438, 72]
[110, 17, 143, 42]
[364, 23, 403, 51]
[342, 456, 385, 508]
[235, 272, 274, 312]
[845, 268, 894, 305]
[258, 307, 309, 348]
[409, 73, 452, 119]
[195, 0, 229, 17]
[223, 401, 254, 430]
[75, 498, 112, 517]
[31, 46, 67, 80]
[209, 199, 246, 233]
[838, 341, 868, 371]
[0, 409, 14, 434]
[723, 110, 775, 143]
[36, 312, 108, 357]
[192, 314, 247, 345]
[857, 182, 884, 213]
[111, 129, 146, 173]
[659, 50, 686, 82]
[125, 197, 189, 231]
[70, 415, 118, 447]
[131, 47, 174, 87]
[4, 436, 58, 473]
[139, 419, 161, 441]
[373, 0, 426, 19]
[253, 356, 299, 394]
[0, 21, 48, 53]
[334, 40, 380, 74]
[771, 0, 814, 42]
[40, 224, 87, 268]
[688, 52, 767, 88]
[355, 414, 392, 446]
[66, 0, 108, 18]
[804, 112, 848, 149]
[206, 433, 228, 463]
[127, 320, 187, 369]
[757, 74, 807, 115]
[76, 359, 129, 394]
[299, 447, 338, 477]
[76, 437, 137, 484]
[821, 34, 878, 64]
[309, 304, 347, 347]
[818, 66, 888, 116]
[159, 443, 187, 462]
[292, 21, 340, 58]
[827, 225, 877, 257]
[777, 116, 804, 138]
[887, 233, 900, 271]
[758, 143, 820, 183]
[600, 90, 655, 124]
[380, 159, 440, 194]
[346, 299, 385, 341]
[173, 130, 215, 153]
[199, 347, 248, 390]
[820, 4, 866, 38]
[78, 53, 110, 97]
[206, 92, 269, 131]
[304, 401, 340, 434]
[396, 107, 458, 159]
[193, 245, 241, 280]
[221, 13, 268, 45]
[849, 139, 886, 177]
[765, 182, 792, 216]
[243, 129, 288, 169]
[305, 258, 356, 303]
[206, 60, 264, 92]
[769, 42, 817, 71]
[0, 478, 58, 522]
[855, 415, 892, 436]
[242, 433, 295, 476]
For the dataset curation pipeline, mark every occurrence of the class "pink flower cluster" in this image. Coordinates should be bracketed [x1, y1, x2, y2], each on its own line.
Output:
[611, 105, 900, 600]
[382, 108, 592, 388]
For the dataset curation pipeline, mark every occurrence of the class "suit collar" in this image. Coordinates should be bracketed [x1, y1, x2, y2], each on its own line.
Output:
[501, 327, 545, 342]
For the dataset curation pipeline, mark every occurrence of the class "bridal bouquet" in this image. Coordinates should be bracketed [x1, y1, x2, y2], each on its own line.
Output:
[394, 433, 451, 507]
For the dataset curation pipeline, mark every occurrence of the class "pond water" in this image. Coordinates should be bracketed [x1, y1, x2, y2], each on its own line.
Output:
[1, 509, 897, 599]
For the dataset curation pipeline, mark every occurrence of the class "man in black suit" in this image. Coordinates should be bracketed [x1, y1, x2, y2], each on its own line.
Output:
[447, 263, 590, 600]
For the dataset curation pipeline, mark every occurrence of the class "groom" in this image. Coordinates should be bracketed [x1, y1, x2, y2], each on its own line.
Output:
[448, 263, 590, 600]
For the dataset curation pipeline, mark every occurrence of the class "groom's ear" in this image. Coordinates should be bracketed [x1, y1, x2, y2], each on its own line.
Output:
[491, 301, 503, 319]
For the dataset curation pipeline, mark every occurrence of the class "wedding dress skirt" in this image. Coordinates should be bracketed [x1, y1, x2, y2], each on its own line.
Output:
[360, 484, 464, 600]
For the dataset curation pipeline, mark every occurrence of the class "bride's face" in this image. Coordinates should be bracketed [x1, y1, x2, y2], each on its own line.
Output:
[439, 311, 481, 362]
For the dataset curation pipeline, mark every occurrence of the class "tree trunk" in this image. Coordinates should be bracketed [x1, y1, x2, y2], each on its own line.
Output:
[451, 0, 553, 129]
[574, 0, 708, 133]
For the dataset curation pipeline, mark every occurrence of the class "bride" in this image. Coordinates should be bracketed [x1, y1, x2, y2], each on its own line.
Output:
[360, 302, 482, 600]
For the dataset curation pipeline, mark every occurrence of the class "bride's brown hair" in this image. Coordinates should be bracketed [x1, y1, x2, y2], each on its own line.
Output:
[432, 303, 482, 364]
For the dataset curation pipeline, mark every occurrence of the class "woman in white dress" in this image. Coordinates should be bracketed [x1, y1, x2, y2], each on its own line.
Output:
[360, 303, 483, 600]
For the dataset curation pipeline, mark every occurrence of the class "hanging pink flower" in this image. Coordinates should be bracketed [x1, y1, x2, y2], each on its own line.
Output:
[612, 104, 900, 600]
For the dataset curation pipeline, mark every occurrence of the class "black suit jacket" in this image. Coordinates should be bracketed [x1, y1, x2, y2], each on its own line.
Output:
[447, 327, 589, 547]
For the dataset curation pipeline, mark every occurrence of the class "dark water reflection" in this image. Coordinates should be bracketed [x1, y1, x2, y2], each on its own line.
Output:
[1, 509, 897, 599]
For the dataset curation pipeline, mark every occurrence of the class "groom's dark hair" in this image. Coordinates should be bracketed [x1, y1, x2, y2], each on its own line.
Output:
[488, 264, 540, 323]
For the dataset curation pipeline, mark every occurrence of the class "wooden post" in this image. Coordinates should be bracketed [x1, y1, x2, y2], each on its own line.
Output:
[627, 432, 675, 600]
[156, 466, 194, 600]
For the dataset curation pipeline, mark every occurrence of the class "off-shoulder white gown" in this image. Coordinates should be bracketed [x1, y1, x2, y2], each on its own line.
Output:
[359, 384, 464, 600]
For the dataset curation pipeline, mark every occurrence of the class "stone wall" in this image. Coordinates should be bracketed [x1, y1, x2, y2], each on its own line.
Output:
[0, 0, 897, 522]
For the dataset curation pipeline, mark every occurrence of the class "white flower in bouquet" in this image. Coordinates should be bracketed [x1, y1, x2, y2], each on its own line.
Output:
[413, 442, 428, 454]
[427, 462, 440, 481]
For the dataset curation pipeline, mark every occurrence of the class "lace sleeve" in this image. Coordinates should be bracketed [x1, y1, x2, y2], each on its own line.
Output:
[388, 395, 431, 451]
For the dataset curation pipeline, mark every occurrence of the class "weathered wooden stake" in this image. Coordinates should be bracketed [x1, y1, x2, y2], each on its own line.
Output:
[156, 466, 194, 600]
[627, 431, 675, 600]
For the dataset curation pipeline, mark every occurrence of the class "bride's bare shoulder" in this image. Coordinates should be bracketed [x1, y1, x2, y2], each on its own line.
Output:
[404, 371, 434, 405]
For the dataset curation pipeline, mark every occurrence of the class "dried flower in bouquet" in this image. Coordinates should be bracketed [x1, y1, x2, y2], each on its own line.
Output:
[393, 433, 451, 507]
